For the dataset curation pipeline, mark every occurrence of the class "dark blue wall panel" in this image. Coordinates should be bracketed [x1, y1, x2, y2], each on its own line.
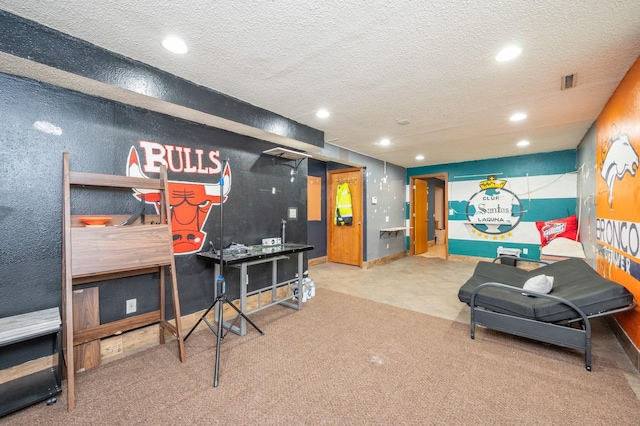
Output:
[307, 159, 327, 258]
[0, 72, 309, 366]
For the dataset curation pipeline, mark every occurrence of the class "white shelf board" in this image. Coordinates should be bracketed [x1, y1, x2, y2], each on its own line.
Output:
[263, 147, 312, 160]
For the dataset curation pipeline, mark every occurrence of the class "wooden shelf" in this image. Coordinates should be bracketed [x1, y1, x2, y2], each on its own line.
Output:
[61, 153, 185, 412]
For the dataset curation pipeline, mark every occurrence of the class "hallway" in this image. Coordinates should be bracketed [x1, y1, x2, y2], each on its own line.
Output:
[419, 243, 447, 260]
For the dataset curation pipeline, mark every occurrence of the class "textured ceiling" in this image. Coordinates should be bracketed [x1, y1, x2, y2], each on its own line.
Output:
[2, 1, 640, 167]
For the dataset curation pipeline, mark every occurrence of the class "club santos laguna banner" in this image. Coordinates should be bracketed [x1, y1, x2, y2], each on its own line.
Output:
[447, 170, 577, 259]
[126, 140, 231, 255]
[465, 176, 523, 233]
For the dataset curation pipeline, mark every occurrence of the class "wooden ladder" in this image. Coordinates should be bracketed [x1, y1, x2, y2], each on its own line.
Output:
[61, 152, 185, 412]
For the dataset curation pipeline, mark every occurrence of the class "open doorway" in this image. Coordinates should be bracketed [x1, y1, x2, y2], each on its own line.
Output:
[410, 173, 448, 260]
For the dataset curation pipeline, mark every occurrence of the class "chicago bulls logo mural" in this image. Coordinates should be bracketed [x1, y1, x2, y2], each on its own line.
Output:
[126, 141, 231, 255]
[600, 128, 638, 208]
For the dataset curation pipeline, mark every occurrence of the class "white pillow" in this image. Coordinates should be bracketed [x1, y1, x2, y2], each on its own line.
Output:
[540, 237, 586, 259]
[522, 274, 554, 296]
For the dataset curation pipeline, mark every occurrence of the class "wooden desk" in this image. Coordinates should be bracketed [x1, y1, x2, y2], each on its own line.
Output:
[197, 244, 314, 336]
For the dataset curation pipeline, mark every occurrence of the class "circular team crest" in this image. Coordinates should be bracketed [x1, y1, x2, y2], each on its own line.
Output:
[465, 176, 523, 235]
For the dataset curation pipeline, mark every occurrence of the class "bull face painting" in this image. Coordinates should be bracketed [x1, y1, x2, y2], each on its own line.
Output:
[126, 143, 231, 255]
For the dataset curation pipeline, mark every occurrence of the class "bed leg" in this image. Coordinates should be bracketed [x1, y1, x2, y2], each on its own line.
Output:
[470, 309, 476, 339]
[585, 320, 592, 371]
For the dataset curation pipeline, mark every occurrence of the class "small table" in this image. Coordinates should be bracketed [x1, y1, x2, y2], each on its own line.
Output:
[197, 243, 314, 336]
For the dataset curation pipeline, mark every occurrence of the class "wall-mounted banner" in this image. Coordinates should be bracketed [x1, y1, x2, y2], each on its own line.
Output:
[465, 176, 523, 237]
[596, 76, 640, 265]
[126, 141, 231, 255]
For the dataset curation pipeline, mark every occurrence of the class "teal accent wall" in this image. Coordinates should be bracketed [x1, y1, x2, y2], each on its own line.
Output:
[407, 150, 577, 182]
[407, 150, 578, 260]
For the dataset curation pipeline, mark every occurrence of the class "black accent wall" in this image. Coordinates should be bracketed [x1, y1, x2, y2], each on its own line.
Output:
[307, 159, 328, 257]
[0, 72, 310, 366]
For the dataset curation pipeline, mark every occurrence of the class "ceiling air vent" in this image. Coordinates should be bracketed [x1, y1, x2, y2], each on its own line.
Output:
[561, 73, 577, 90]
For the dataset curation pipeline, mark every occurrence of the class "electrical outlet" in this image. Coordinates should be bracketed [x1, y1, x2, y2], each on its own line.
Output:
[522, 248, 528, 255]
[126, 298, 137, 314]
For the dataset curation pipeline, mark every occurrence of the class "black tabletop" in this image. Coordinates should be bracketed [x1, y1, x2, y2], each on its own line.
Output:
[197, 243, 314, 266]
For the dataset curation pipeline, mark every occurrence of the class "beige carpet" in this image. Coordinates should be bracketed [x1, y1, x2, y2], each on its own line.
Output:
[5, 288, 640, 425]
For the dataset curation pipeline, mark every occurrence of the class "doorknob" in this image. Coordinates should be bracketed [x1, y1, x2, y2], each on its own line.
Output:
[358, 222, 361, 225]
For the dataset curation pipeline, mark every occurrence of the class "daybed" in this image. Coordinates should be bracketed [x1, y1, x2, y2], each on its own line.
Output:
[458, 257, 636, 371]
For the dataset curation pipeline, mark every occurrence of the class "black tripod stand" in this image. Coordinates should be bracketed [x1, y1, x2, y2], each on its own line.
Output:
[184, 159, 264, 387]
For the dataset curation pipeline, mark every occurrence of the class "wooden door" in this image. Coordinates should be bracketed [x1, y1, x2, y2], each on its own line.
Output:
[327, 168, 363, 267]
[414, 179, 429, 254]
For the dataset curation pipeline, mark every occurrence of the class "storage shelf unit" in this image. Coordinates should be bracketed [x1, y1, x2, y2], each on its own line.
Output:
[61, 152, 185, 412]
[0, 308, 62, 417]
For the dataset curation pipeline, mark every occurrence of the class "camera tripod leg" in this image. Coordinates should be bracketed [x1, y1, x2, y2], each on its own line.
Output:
[184, 298, 219, 341]
[211, 295, 265, 387]
[214, 297, 224, 387]
[222, 296, 265, 336]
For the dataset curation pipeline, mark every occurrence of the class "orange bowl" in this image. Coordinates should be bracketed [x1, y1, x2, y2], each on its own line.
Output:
[79, 216, 113, 226]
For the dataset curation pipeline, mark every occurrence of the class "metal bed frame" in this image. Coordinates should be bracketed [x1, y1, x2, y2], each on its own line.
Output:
[468, 257, 636, 371]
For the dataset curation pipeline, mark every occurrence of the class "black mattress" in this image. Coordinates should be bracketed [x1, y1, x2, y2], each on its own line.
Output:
[458, 258, 634, 322]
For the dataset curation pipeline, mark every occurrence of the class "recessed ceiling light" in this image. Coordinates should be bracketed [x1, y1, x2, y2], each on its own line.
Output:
[510, 112, 527, 122]
[162, 36, 188, 54]
[517, 140, 530, 147]
[316, 109, 330, 118]
[379, 138, 390, 146]
[416, 154, 425, 160]
[495, 45, 522, 62]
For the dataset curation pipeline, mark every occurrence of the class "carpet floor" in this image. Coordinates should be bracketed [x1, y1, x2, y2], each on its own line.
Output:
[4, 288, 640, 425]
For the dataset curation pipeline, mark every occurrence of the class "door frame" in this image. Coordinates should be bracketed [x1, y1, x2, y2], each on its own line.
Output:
[410, 173, 448, 259]
[327, 167, 364, 267]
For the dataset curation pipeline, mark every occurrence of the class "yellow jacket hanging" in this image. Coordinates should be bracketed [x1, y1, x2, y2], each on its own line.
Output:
[334, 182, 353, 226]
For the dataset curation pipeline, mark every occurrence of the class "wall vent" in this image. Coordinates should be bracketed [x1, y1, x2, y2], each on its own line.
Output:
[561, 73, 577, 90]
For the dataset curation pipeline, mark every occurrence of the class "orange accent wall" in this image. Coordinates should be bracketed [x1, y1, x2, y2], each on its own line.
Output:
[595, 56, 640, 347]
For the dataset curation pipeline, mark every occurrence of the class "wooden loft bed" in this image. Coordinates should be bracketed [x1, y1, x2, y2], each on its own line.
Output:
[61, 152, 185, 412]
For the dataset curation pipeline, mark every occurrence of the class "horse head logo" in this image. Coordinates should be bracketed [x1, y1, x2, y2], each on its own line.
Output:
[126, 146, 231, 254]
[601, 131, 638, 208]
